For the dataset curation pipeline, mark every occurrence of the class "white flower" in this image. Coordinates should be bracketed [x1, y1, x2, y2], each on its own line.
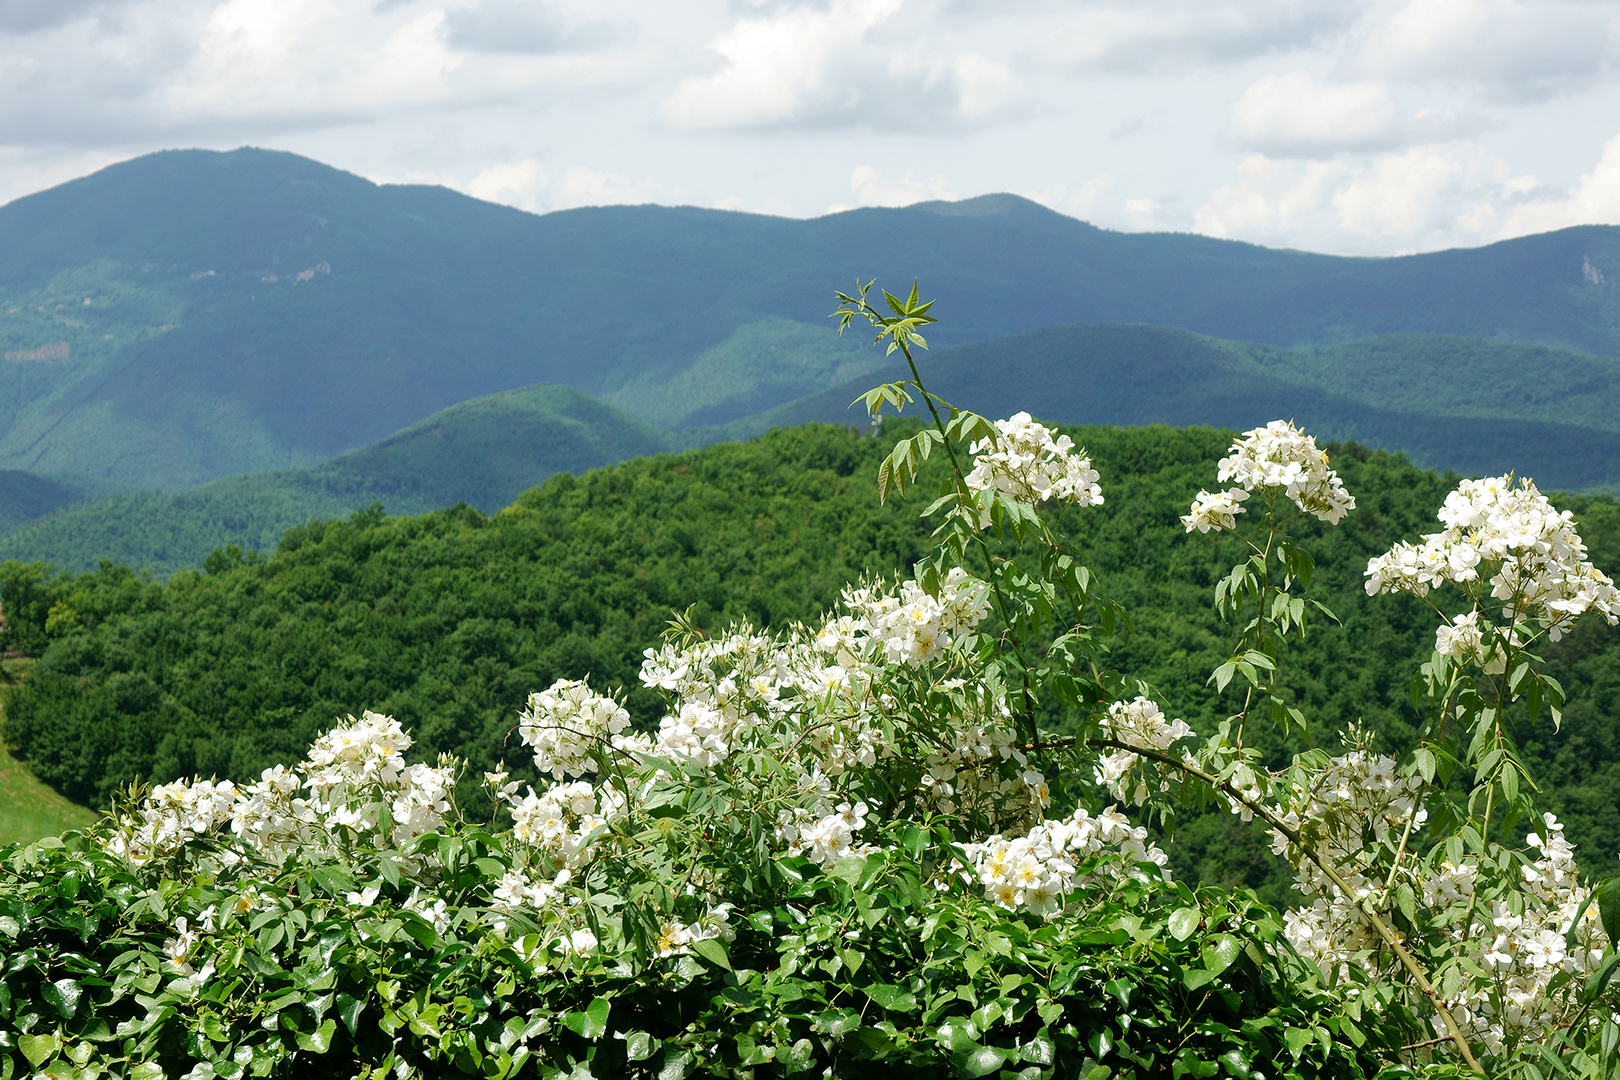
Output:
[1182, 487, 1250, 533]
[964, 412, 1104, 512]
[1191, 420, 1354, 527]
[519, 679, 631, 781]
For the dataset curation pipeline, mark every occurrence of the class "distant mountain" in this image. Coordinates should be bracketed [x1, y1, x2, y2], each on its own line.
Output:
[0, 384, 671, 573]
[737, 325, 1620, 492]
[1, 147, 1617, 491]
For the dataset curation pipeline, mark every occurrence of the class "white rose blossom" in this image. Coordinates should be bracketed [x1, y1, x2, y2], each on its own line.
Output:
[1183, 420, 1354, 533]
[965, 412, 1103, 512]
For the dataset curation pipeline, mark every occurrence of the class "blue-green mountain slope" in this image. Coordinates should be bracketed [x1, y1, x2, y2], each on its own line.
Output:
[725, 325, 1620, 493]
[0, 384, 671, 574]
[1, 146, 1617, 491]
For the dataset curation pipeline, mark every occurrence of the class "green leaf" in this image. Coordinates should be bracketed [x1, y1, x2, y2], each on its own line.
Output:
[829, 855, 868, 886]
[812, 1008, 861, 1036]
[42, 978, 80, 1019]
[1201, 934, 1240, 976]
[296, 1018, 336, 1054]
[1283, 1026, 1310, 1060]
[1167, 907, 1200, 942]
[1598, 878, 1620, 949]
[564, 996, 612, 1040]
[625, 1031, 657, 1062]
[865, 983, 918, 1012]
[19, 1033, 58, 1068]
[130, 1065, 166, 1080]
[334, 992, 364, 1036]
[953, 1046, 1007, 1077]
[690, 937, 732, 971]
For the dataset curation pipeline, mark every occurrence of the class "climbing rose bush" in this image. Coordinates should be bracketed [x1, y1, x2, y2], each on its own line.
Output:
[4, 282, 1620, 1080]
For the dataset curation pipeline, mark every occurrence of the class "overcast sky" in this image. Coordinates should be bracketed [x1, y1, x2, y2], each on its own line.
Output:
[1, 0, 1618, 256]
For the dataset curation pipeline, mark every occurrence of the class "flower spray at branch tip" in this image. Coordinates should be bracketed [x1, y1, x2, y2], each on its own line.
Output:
[964, 412, 1103, 513]
[1183, 420, 1355, 533]
[1365, 473, 1620, 642]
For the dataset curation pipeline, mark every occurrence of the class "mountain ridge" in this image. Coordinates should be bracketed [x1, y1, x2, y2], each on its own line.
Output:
[1, 147, 1617, 492]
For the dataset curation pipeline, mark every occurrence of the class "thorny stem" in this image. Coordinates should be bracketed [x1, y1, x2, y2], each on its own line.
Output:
[1090, 736, 1486, 1073]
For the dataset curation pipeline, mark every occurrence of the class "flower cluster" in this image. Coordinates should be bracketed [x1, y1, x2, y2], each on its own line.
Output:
[1282, 799, 1605, 1057]
[1365, 474, 1620, 640]
[1093, 697, 1194, 804]
[655, 904, 736, 958]
[105, 778, 239, 866]
[842, 566, 990, 668]
[505, 779, 623, 868]
[108, 712, 454, 866]
[965, 805, 1170, 918]
[777, 800, 879, 868]
[519, 679, 632, 780]
[1183, 420, 1355, 532]
[965, 412, 1103, 509]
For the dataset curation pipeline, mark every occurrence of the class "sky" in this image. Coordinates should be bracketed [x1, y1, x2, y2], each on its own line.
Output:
[1, 0, 1618, 256]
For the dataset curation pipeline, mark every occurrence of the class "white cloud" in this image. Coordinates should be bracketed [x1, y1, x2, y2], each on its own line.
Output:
[1041, 0, 1356, 72]
[440, 0, 620, 55]
[664, 0, 1022, 131]
[834, 165, 954, 210]
[1227, 70, 1485, 156]
[1350, 0, 1620, 103]
[459, 157, 664, 212]
[466, 157, 548, 211]
[1195, 141, 1542, 254]
[1501, 132, 1620, 236]
[1022, 174, 1116, 220]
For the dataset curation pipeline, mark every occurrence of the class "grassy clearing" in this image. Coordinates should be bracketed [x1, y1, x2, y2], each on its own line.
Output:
[0, 657, 98, 845]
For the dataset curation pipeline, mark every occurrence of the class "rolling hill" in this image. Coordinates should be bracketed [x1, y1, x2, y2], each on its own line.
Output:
[1, 146, 1618, 492]
[0, 384, 671, 573]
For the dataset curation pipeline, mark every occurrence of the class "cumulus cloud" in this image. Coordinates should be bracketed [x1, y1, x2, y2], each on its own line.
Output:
[830, 165, 954, 210]
[1023, 174, 1115, 221]
[664, 0, 1022, 131]
[1195, 141, 1542, 254]
[1349, 0, 1620, 103]
[1227, 70, 1486, 156]
[1501, 132, 1620, 237]
[462, 157, 665, 213]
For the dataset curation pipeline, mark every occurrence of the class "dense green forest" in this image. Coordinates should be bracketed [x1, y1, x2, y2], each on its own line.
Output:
[6, 420, 1620, 897]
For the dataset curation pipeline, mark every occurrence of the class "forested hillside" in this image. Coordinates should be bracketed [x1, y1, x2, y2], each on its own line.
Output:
[6, 421, 1620, 896]
[0, 384, 671, 573]
[1, 146, 1617, 492]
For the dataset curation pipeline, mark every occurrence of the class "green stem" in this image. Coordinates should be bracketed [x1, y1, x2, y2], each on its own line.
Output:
[890, 333, 1040, 745]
